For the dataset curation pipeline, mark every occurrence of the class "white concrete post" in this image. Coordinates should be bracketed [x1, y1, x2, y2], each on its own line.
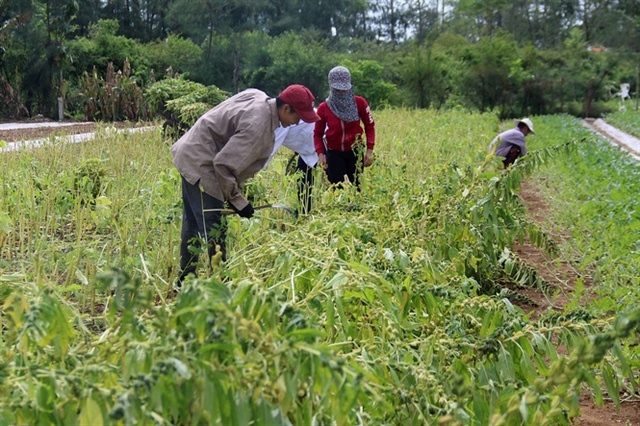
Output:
[58, 97, 64, 121]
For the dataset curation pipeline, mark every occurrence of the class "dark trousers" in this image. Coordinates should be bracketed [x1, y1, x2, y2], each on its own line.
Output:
[325, 148, 360, 188]
[296, 156, 314, 214]
[178, 176, 226, 282]
[503, 145, 522, 169]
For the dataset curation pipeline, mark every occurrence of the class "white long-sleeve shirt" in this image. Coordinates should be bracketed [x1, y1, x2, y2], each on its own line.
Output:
[264, 121, 318, 169]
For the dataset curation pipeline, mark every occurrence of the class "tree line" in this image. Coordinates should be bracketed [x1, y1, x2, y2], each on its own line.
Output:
[1, 0, 638, 120]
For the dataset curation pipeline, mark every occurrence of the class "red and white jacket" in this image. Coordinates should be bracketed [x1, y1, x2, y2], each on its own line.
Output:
[313, 96, 375, 154]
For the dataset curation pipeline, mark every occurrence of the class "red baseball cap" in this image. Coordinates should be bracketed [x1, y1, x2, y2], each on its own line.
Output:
[278, 85, 320, 123]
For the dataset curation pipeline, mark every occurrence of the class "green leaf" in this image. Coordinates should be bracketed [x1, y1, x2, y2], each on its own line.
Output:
[79, 398, 104, 426]
[326, 273, 348, 290]
[170, 357, 192, 379]
[602, 366, 620, 409]
[285, 328, 326, 341]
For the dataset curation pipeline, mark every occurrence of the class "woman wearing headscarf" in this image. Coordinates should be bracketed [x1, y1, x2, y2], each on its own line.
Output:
[314, 66, 376, 188]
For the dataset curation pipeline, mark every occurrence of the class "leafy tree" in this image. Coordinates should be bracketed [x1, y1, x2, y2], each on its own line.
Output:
[405, 0, 440, 44]
[371, 0, 412, 44]
[8, 0, 79, 116]
[586, 0, 640, 51]
[73, 0, 102, 37]
[0, 0, 31, 117]
[101, 0, 145, 40]
[457, 32, 519, 115]
[332, 0, 371, 40]
[296, 0, 355, 37]
[398, 44, 448, 108]
[166, 0, 247, 47]
[66, 19, 141, 80]
[562, 27, 615, 116]
[244, 30, 333, 98]
[139, 0, 174, 41]
[340, 59, 395, 108]
[142, 33, 203, 79]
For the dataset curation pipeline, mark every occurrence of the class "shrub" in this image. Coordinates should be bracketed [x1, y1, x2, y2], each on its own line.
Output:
[76, 59, 152, 121]
[146, 76, 229, 136]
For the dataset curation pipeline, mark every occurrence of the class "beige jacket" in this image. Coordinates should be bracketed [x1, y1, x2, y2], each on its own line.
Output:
[170, 89, 279, 210]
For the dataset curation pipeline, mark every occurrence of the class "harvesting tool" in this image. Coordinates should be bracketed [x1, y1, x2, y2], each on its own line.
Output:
[208, 203, 298, 218]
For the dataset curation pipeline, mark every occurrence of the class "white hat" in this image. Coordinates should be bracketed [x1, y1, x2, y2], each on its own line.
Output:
[516, 118, 535, 134]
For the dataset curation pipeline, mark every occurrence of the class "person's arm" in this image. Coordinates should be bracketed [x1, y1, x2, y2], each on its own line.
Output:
[314, 107, 328, 169]
[359, 98, 375, 167]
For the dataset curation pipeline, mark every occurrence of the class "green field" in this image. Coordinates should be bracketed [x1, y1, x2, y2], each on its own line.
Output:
[1, 111, 639, 425]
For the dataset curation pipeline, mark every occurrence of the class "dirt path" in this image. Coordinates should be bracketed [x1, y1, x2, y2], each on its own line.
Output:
[514, 120, 640, 424]
[0, 120, 156, 152]
[515, 180, 640, 425]
[0, 120, 154, 141]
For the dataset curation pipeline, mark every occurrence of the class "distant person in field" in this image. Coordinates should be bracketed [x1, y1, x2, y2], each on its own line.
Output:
[314, 66, 376, 189]
[265, 121, 317, 214]
[171, 85, 320, 284]
[489, 118, 535, 168]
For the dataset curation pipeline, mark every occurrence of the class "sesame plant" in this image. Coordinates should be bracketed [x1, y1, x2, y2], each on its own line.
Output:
[0, 111, 638, 424]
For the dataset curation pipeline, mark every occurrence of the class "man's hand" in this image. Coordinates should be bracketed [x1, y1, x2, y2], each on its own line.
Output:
[363, 149, 374, 167]
[233, 203, 255, 218]
[317, 153, 328, 169]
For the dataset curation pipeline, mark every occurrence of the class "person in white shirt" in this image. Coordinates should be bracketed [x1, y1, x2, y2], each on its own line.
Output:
[265, 121, 318, 214]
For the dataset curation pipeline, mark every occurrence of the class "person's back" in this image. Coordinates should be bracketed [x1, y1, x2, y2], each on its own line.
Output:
[489, 118, 535, 168]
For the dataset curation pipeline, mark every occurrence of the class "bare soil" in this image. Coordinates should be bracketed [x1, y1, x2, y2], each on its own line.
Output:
[2, 120, 639, 424]
[0, 120, 151, 143]
[515, 180, 640, 425]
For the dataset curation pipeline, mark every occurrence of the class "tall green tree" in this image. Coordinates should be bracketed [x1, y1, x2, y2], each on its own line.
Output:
[0, 0, 32, 117]
[165, 0, 251, 46]
[66, 19, 141, 78]
[333, 0, 371, 40]
[399, 43, 448, 108]
[11, 0, 79, 116]
[458, 33, 519, 114]
[405, 0, 440, 43]
[244, 31, 332, 97]
[74, 0, 103, 36]
[371, 0, 411, 44]
[101, 0, 144, 40]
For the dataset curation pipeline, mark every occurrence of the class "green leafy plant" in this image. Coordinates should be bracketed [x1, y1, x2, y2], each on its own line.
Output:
[145, 76, 229, 136]
[1, 110, 639, 424]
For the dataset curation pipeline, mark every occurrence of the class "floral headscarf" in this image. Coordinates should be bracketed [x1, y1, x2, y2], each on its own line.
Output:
[326, 66, 359, 122]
